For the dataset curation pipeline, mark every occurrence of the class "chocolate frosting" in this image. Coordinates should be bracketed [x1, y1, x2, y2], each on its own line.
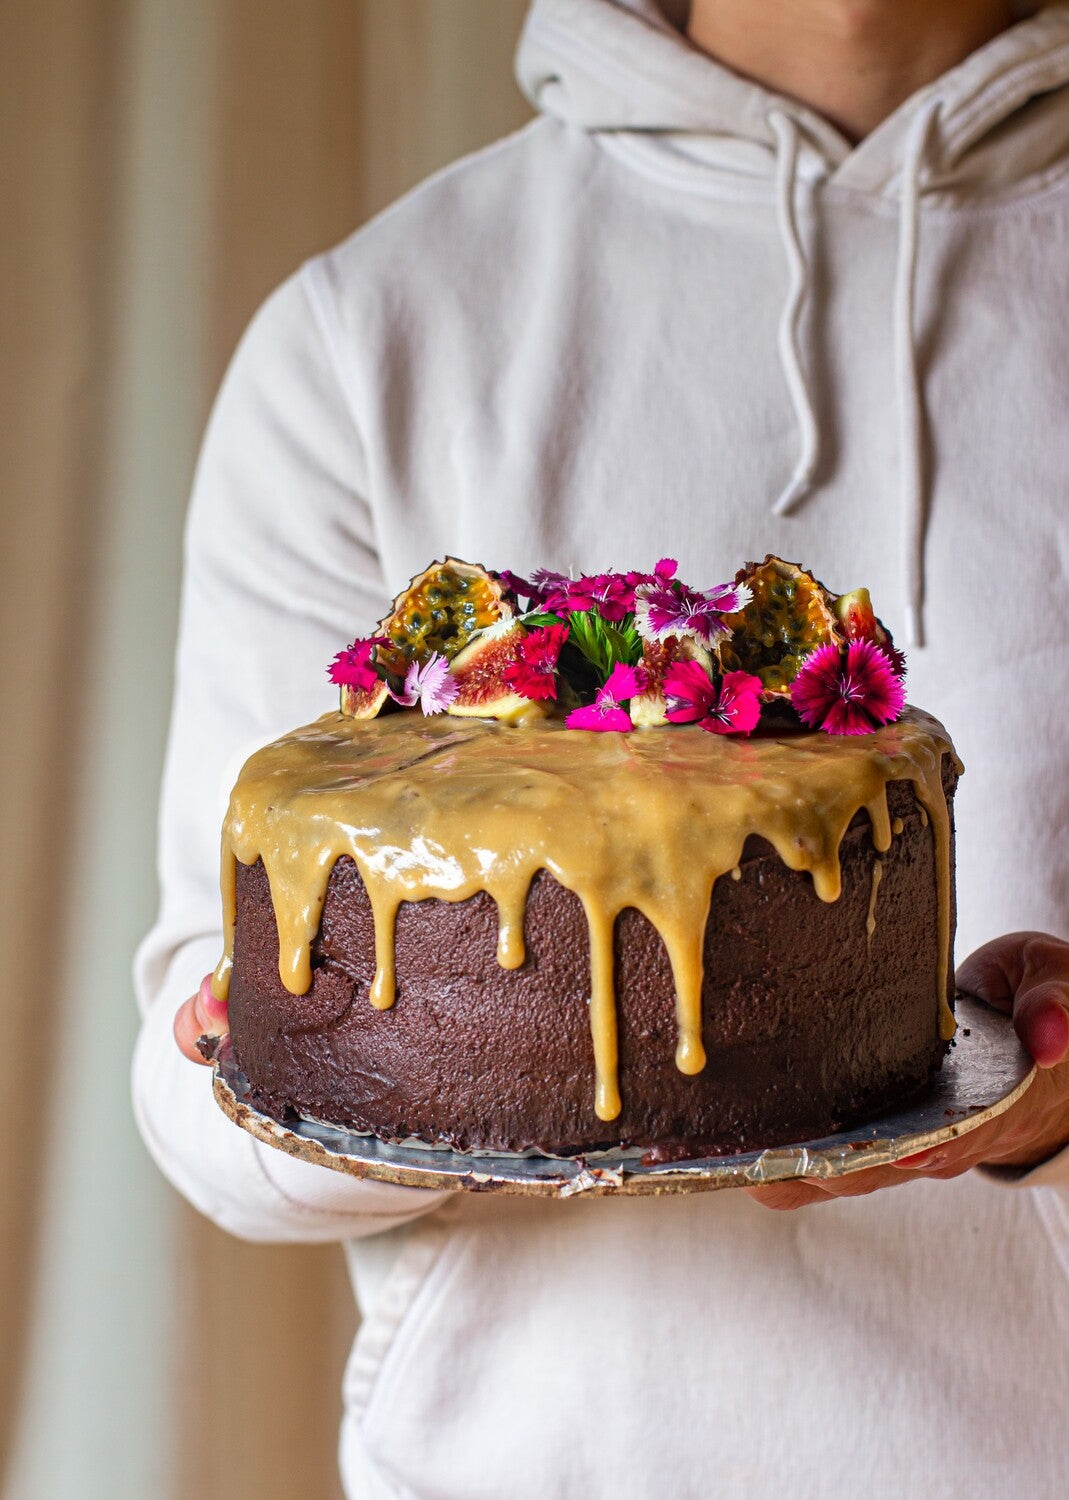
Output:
[227, 765, 957, 1154]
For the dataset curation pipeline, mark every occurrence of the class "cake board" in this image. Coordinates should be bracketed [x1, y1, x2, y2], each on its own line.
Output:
[209, 998, 1035, 1197]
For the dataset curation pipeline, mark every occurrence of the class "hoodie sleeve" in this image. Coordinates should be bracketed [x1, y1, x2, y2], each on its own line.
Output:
[131, 264, 449, 1241]
[979, 1141, 1069, 1192]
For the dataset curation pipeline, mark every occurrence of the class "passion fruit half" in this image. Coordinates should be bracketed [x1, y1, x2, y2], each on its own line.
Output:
[718, 555, 842, 698]
[379, 558, 514, 664]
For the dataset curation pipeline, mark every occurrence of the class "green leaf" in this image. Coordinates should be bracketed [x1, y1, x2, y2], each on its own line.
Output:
[602, 617, 642, 667]
[521, 611, 566, 631]
[563, 610, 643, 683]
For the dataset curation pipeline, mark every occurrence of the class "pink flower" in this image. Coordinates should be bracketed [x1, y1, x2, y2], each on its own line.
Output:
[626, 558, 678, 589]
[497, 569, 531, 599]
[503, 624, 569, 701]
[390, 652, 460, 715]
[517, 561, 678, 620]
[559, 572, 634, 621]
[789, 640, 906, 735]
[327, 636, 386, 691]
[702, 671, 764, 734]
[526, 569, 640, 621]
[524, 567, 574, 611]
[664, 661, 763, 735]
[663, 658, 716, 722]
[566, 662, 648, 732]
[634, 579, 752, 647]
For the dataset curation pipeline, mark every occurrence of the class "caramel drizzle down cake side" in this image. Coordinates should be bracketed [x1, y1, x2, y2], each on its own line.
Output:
[210, 708, 958, 1123]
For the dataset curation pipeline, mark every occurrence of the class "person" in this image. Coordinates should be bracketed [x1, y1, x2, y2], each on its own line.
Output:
[136, 1, 1069, 1494]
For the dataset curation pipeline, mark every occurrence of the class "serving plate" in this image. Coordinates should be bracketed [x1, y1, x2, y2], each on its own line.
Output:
[209, 997, 1034, 1197]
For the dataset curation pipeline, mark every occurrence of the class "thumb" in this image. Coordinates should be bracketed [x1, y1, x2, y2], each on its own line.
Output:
[957, 932, 1069, 1068]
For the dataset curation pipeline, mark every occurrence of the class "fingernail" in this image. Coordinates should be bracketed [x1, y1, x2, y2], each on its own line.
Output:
[892, 1148, 946, 1171]
[199, 975, 228, 1022]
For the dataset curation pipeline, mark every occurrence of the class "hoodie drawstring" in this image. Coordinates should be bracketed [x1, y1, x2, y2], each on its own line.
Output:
[768, 109, 819, 516]
[768, 98, 940, 647]
[894, 98, 940, 648]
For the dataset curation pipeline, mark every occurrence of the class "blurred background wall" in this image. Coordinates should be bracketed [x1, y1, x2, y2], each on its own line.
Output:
[1, 3, 530, 1496]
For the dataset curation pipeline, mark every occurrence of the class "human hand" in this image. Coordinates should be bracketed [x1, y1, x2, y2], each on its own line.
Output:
[173, 973, 229, 1064]
[744, 931, 1069, 1211]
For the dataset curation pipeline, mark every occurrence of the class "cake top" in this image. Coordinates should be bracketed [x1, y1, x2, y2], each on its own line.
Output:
[327, 555, 907, 737]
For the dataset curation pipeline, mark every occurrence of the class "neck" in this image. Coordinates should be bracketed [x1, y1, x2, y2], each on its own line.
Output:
[686, 0, 1016, 141]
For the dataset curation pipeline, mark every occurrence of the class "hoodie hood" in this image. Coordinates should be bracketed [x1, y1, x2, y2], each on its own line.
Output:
[516, 0, 1069, 645]
[517, 0, 1069, 196]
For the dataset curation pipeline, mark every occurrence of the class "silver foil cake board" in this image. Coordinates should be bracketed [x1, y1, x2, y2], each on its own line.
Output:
[210, 998, 1035, 1198]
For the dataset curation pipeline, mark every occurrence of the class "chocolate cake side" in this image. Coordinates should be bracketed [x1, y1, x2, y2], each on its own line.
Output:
[225, 763, 957, 1155]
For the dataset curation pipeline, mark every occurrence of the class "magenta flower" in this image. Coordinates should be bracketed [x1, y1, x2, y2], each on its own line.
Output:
[664, 661, 763, 735]
[497, 568, 531, 600]
[524, 569, 639, 620]
[702, 671, 764, 734]
[524, 567, 574, 611]
[535, 571, 634, 621]
[503, 624, 569, 701]
[566, 662, 648, 732]
[789, 640, 906, 735]
[634, 579, 752, 647]
[517, 561, 678, 620]
[390, 652, 460, 715]
[327, 636, 385, 691]
[663, 658, 716, 722]
[570, 573, 636, 621]
[626, 558, 678, 589]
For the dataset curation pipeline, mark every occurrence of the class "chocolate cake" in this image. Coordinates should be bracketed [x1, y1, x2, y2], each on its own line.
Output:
[209, 556, 962, 1156]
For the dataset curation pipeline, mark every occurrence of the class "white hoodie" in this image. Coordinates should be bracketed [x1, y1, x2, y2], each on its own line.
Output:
[134, 3, 1069, 1495]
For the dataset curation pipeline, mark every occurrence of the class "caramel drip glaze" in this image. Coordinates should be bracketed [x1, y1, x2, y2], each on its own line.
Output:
[212, 708, 961, 1122]
[866, 859, 884, 945]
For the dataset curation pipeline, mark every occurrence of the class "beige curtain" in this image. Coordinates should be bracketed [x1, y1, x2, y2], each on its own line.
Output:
[2, 4, 530, 1497]
[2, 0, 119, 1474]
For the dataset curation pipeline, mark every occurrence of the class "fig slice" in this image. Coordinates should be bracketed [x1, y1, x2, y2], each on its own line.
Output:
[340, 677, 392, 721]
[833, 587, 904, 672]
[718, 555, 843, 699]
[445, 622, 550, 725]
